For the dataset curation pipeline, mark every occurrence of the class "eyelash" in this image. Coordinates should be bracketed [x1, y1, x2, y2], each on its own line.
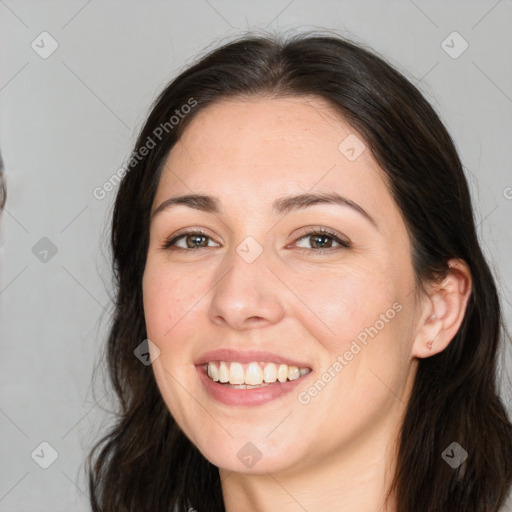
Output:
[161, 227, 351, 254]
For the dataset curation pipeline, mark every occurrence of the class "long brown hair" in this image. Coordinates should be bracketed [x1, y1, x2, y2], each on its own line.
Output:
[86, 31, 512, 511]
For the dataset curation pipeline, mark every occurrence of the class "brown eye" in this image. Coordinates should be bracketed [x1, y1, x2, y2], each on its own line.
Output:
[184, 234, 209, 248]
[163, 230, 219, 251]
[294, 229, 350, 251]
[309, 234, 335, 249]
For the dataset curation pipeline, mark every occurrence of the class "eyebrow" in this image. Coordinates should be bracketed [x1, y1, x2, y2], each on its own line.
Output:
[152, 192, 377, 228]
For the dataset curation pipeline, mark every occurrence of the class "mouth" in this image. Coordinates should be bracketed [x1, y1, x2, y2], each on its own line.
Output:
[195, 349, 313, 406]
[204, 360, 311, 388]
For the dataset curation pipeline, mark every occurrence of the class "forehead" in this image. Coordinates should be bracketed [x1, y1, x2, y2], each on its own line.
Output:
[156, 96, 395, 223]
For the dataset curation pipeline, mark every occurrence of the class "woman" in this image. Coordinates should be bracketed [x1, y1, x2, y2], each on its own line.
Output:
[87, 32, 512, 511]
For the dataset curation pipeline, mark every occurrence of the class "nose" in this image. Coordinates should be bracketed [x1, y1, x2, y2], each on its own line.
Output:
[208, 244, 286, 331]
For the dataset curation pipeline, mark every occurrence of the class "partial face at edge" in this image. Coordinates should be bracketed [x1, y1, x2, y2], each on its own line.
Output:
[142, 96, 423, 475]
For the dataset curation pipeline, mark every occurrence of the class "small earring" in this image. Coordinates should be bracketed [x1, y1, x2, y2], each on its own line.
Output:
[426, 339, 434, 350]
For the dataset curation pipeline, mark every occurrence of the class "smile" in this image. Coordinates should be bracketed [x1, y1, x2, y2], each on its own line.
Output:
[195, 349, 313, 405]
[206, 361, 312, 388]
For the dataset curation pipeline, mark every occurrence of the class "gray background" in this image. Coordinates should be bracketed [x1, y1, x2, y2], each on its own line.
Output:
[1, 0, 511, 510]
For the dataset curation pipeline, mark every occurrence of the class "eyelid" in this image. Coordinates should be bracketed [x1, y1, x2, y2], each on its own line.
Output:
[162, 226, 351, 251]
[162, 228, 216, 250]
[290, 227, 351, 251]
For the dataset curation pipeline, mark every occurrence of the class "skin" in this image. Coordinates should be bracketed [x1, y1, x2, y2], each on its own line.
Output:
[142, 96, 472, 511]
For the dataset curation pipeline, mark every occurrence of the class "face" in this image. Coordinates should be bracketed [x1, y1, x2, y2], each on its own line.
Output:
[143, 96, 422, 475]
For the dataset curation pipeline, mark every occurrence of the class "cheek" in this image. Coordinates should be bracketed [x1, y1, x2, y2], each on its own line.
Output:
[142, 261, 206, 342]
[142, 262, 208, 435]
[290, 260, 400, 349]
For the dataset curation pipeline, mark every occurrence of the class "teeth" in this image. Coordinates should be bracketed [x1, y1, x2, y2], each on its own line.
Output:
[277, 364, 288, 382]
[206, 361, 311, 386]
[219, 361, 229, 383]
[288, 366, 300, 380]
[207, 362, 219, 381]
[263, 363, 277, 383]
[230, 362, 245, 385]
[245, 362, 263, 385]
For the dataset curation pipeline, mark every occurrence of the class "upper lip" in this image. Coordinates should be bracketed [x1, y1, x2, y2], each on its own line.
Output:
[195, 349, 312, 369]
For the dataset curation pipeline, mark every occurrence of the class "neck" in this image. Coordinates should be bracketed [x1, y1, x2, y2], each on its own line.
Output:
[220, 413, 401, 512]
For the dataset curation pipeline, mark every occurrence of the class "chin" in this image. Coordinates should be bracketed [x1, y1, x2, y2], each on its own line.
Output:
[194, 433, 303, 475]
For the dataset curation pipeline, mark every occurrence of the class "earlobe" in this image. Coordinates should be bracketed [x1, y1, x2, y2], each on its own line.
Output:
[412, 258, 472, 359]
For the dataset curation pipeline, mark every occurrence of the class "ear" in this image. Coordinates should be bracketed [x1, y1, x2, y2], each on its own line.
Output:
[412, 258, 472, 359]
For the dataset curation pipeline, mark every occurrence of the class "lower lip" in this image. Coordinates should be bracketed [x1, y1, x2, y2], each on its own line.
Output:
[197, 365, 311, 406]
